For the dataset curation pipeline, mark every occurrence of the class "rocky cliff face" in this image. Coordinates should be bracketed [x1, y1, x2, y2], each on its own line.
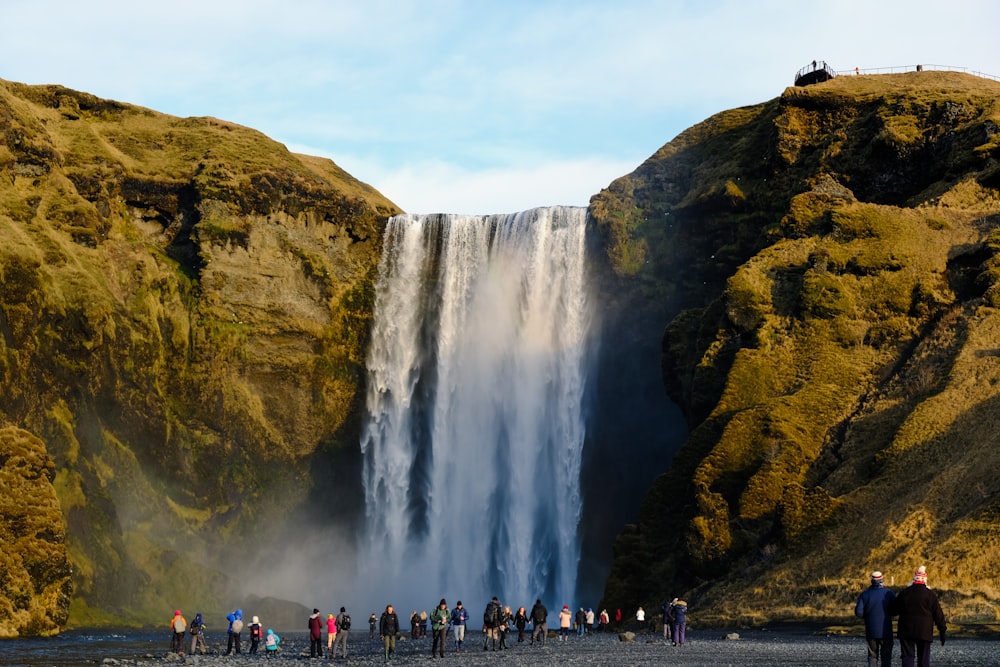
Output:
[0, 79, 399, 634]
[594, 71, 1000, 627]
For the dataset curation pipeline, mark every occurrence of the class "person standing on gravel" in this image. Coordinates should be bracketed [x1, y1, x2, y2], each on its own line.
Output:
[308, 608, 324, 658]
[430, 598, 450, 658]
[530, 599, 548, 645]
[558, 605, 572, 640]
[369, 612, 378, 641]
[635, 606, 646, 632]
[380, 604, 400, 663]
[889, 566, 947, 667]
[669, 598, 688, 646]
[334, 606, 351, 658]
[513, 606, 528, 642]
[855, 570, 895, 667]
[451, 600, 469, 651]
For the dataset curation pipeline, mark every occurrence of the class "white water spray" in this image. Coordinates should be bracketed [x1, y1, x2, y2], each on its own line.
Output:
[359, 206, 593, 612]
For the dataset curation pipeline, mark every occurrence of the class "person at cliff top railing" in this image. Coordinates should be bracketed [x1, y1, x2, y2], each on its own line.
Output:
[856, 570, 896, 667]
[168, 609, 187, 653]
[669, 598, 688, 646]
[451, 600, 469, 651]
[188, 612, 207, 655]
[224, 608, 243, 655]
[889, 566, 947, 667]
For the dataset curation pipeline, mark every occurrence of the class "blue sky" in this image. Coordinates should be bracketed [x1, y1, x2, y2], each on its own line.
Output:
[4, 0, 999, 214]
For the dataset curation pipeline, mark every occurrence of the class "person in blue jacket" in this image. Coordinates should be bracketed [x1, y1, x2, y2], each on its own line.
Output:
[225, 609, 244, 655]
[450, 600, 469, 652]
[855, 571, 896, 667]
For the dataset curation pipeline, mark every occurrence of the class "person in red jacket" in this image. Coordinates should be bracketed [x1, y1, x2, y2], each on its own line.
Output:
[308, 609, 324, 658]
[888, 566, 947, 667]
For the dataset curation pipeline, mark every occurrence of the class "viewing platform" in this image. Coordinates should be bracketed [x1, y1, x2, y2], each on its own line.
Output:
[794, 60, 836, 86]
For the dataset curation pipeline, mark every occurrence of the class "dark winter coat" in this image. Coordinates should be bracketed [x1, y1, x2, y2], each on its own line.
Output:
[888, 584, 946, 642]
[530, 601, 547, 624]
[308, 613, 323, 640]
[380, 611, 400, 637]
[855, 582, 896, 639]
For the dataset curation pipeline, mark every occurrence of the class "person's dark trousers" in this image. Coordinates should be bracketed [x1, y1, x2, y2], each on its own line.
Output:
[226, 633, 242, 654]
[310, 638, 323, 657]
[900, 638, 932, 667]
[432, 628, 446, 657]
[866, 637, 893, 667]
[531, 623, 546, 645]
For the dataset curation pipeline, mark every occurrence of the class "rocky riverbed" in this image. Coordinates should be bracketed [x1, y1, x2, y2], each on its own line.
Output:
[100, 630, 995, 667]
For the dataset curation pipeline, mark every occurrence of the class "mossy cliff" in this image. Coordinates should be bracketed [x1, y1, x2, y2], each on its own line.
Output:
[0, 79, 399, 636]
[594, 71, 1000, 627]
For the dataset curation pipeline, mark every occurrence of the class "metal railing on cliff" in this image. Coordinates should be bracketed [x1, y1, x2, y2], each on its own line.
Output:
[835, 63, 1000, 83]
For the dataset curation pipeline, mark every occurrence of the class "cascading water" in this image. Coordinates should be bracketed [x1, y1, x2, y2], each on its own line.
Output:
[359, 206, 593, 613]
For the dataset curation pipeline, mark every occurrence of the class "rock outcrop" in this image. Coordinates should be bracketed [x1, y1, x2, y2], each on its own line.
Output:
[595, 71, 1000, 626]
[0, 425, 71, 637]
[0, 78, 400, 631]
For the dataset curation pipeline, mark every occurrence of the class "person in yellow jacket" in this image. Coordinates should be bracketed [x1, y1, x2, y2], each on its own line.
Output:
[169, 610, 188, 653]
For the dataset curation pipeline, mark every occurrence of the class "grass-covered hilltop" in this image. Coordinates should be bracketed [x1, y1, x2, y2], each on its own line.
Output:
[3, 69, 1000, 638]
[0, 78, 399, 637]
[593, 71, 1000, 631]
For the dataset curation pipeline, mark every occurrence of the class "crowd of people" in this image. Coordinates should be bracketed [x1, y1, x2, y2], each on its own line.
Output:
[165, 566, 944, 665]
[164, 595, 672, 661]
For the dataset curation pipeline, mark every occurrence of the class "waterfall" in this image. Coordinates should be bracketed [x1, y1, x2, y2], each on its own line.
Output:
[359, 206, 593, 613]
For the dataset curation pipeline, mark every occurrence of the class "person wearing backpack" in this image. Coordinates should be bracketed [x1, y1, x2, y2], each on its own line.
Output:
[482, 597, 502, 651]
[189, 612, 207, 655]
[530, 599, 548, 645]
[264, 628, 280, 657]
[334, 606, 352, 658]
[430, 598, 450, 658]
[168, 610, 187, 653]
[248, 615, 263, 655]
[225, 609, 244, 655]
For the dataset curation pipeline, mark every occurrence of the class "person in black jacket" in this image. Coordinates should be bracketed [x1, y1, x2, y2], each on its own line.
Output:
[380, 604, 400, 663]
[888, 566, 947, 667]
[530, 599, 548, 645]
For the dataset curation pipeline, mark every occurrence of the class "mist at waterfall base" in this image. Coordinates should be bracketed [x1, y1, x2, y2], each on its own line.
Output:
[353, 207, 594, 617]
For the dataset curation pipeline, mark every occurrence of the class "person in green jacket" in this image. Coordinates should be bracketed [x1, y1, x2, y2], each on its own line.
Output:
[430, 598, 450, 658]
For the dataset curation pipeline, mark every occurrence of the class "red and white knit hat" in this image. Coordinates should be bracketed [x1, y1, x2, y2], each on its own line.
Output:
[913, 565, 927, 585]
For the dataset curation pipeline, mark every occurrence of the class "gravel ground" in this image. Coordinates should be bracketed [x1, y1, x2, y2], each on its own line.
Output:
[112, 629, 999, 667]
